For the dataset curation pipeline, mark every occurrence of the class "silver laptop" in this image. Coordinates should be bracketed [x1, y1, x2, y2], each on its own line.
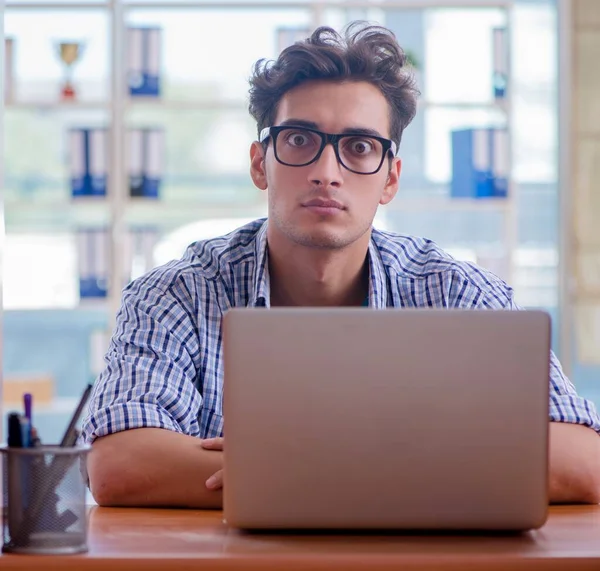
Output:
[222, 308, 550, 531]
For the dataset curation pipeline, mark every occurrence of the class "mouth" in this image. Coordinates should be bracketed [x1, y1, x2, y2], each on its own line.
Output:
[302, 199, 345, 214]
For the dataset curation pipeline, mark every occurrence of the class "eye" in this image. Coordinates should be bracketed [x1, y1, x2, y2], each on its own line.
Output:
[285, 132, 310, 147]
[346, 138, 375, 155]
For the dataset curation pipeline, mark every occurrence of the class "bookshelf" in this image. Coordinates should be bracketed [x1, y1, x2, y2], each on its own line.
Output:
[4, 0, 516, 325]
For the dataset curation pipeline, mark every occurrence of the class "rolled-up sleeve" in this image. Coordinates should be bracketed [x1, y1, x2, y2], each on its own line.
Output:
[448, 265, 600, 435]
[503, 290, 600, 434]
[547, 351, 600, 434]
[81, 269, 202, 444]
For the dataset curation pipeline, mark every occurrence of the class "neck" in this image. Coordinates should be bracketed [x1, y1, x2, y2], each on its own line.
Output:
[267, 232, 370, 308]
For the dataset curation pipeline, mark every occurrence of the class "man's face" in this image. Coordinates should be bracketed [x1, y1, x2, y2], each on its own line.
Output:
[250, 80, 401, 251]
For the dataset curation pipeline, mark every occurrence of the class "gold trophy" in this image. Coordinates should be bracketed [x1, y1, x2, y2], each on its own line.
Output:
[56, 41, 85, 100]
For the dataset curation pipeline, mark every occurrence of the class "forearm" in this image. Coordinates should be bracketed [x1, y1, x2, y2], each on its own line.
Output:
[88, 427, 223, 509]
[549, 422, 600, 504]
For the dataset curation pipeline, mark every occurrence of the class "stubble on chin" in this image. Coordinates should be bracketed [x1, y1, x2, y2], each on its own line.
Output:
[270, 208, 371, 251]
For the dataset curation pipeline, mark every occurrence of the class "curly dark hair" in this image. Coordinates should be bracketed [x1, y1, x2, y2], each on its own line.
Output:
[248, 21, 420, 150]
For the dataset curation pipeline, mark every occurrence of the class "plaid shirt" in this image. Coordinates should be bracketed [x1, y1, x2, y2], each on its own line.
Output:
[81, 219, 600, 443]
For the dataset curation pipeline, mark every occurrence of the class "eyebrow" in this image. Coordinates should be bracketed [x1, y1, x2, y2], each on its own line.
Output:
[277, 119, 387, 140]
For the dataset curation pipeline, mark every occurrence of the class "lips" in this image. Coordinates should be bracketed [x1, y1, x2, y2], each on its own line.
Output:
[302, 198, 345, 210]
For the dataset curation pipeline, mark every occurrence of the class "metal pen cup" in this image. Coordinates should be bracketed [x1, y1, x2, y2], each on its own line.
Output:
[1, 445, 91, 555]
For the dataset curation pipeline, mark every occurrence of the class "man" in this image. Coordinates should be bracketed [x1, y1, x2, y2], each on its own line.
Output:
[82, 22, 600, 508]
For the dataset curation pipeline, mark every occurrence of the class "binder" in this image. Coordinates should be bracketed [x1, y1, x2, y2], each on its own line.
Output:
[451, 128, 493, 198]
[69, 129, 87, 197]
[94, 228, 109, 297]
[127, 27, 145, 96]
[76, 229, 92, 296]
[491, 129, 509, 198]
[88, 129, 108, 197]
[144, 28, 162, 97]
[492, 27, 508, 101]
[77, 228, 109, 298]
[143, 129, 164, 198]
[451, 128, 509, 199]
[128, 128, 164, 198]
[128, 26, 162, 97]
[128, 128, 144, 197]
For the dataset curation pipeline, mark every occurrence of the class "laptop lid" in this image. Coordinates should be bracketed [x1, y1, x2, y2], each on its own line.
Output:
[223, 308, 550, 531]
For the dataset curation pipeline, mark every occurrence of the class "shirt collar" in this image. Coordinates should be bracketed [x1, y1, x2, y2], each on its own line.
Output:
[248, 220, 270, 307]
[367, 236, 389, 309]
[248, 221, 388, 309]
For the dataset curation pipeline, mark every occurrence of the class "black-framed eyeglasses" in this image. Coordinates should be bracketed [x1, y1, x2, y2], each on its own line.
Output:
[259, 125, 397, 175]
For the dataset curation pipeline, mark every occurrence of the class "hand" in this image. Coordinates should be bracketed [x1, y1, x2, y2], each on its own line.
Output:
[201, 437, 224, 491]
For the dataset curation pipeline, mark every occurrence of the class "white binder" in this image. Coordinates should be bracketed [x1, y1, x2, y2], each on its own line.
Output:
[143, 129, 165, 198]
[127, 27, 145, 93]
[89, 129, 108, 196]
[69, 129, 87, 197]
[128, 128, 144, 196]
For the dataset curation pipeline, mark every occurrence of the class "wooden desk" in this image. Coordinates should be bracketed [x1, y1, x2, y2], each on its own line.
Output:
[2, 505, 600, 570]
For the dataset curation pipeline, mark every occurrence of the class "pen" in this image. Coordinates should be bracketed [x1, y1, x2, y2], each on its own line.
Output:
[20, 416, 31, 448]
[60, 383, 93, 447]
[23, 393, 33, 445]
[7, 412, 23, 448]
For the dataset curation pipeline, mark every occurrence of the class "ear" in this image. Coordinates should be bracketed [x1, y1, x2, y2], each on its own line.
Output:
[379, 157, 401, 206]
[250, 141, 268, 191]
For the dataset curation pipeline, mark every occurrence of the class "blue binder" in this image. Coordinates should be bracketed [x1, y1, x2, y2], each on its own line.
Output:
[128, 128, 164, 198]
[491, 128, 509, 198]
[69, 128, 87, 197]
[77, 228, 109, 299]
[128, 27, 161, 97]
[69, 128, 108, 197]
[451, 128, 493, 198]
[142, 129, 164, 198]
[493, 27, 508, 101]
[451, 128, 509, 199]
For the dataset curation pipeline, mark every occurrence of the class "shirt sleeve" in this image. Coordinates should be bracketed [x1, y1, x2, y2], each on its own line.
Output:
[80, 269, 203, 444]
[449, 265, 600, 435]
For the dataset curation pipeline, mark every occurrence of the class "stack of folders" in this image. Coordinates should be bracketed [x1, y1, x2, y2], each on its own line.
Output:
[69, 128, 108, 198]
[127, 26, 162, 98]
[76, 228, 110, 299]
[128, 128, 165, 199]
[450, 128, 509, 199]
[492, 27, 508, 101]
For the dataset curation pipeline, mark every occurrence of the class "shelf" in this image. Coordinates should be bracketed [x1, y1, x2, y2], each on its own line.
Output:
[420, 100, 509, 111]
[6, 100, 110, 111]
[6, 1, 108, 9]
[126, 99, 509, 112]
[125, 197, 268, 224]
[389, 195, 511, 212]
[2, 103, 508, 122]
[5, 197, 111, 231]
[4, 0, 513, 10]
[4, 195, 510, 222]
[126, 98, 247, 111]
[122, 0, 513, 9]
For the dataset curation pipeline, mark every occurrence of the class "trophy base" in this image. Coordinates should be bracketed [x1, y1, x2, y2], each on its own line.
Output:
[61, 82, 76, 101]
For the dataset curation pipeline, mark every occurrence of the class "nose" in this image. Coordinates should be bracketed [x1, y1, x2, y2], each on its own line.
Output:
[306, 142, 343, 188]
